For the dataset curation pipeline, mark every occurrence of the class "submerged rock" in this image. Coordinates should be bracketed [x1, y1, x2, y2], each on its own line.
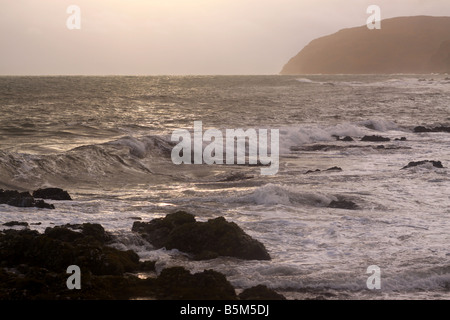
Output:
[361, 135, 391, 142]
[239, 285, 286, 300]
[2, 221, 29, 227]
[414, 126, 450, 133]
[132, 211, 271, 261]
[401, 160, 444, 169]
[328, 200, 359, 210]
[33, 188, 72, 201]
[0, 190, 55, 209]
[305, 167, 343, 174]
[341, 136, 354, 142]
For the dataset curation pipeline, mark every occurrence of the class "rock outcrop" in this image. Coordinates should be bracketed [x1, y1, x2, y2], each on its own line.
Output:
[132, 211, 271, 261]
[0, 223, 283, 300]
[414, 126, 450, 133]
[33, 188, 72, 201]
[0, 189, 55, 209]
[401, 160, 444, 169]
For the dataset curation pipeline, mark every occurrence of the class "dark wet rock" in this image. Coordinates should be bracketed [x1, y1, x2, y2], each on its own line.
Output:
[0, 225, 139, 276]
[401, 160, 444, 169]
[413, 126, 429, 133]
[132, 211, 196, 248]
[328, 200, 359, 210]
[294, 144, 410, 152]
[45, 223, 111, 244]
[155, 267, 237, 300]
[132, 211, 271, 261]
[414, 126, 450, 133]
[395, 137, 407, 141]
[44, 225, 85, 242]
[361, 135, 391, 142]
[333, 135, 354, 142]
[0, 189, 55, 209]
[139, 260, 156, 272]
[305, 167, 342, 174]
[33, 188, 72, 201]
[2, 221, 29, 227]
[34, 200, 55, 209]
[239, 285, 286, 300]
[0, 190, 34, 207]
[0, 265, 153, 300]
[305, 169, 321, 174]
[326, 166, 343, 172]
[0, 224, 247, 300]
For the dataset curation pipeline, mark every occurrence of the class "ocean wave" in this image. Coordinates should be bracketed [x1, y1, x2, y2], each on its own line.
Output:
[278, 119, 404, 153]
[231, 183, 335, 207]
[0, 135, 175, 188]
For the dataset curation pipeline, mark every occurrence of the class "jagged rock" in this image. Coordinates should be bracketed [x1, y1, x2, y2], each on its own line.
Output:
[361, 135, 390, 142]
[401, 160, 444, 169]
[239, 285, 286, 300]
[0, 224, 251, 300]
[0, 190, 55, 209]
[0, 264, 239, 300]
[2, 221, 29, 227]
[34, 200, 55, 209]
[305, 167, 342, 174]
[0, 225, 139, 276]
[32, 188, 72, 201]
[305, 169, 321, 174]
[44, 223, 111, 244]
[132, 211, 271, 261]
[328, 200, 358, 210]
[155, 267, 237, 300]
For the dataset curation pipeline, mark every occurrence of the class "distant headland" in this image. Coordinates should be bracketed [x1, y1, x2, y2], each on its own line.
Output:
[280, 16, 450, 75]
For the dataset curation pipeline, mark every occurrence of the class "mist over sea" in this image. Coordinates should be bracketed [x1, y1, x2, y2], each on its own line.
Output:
[1, 75, 449, 299]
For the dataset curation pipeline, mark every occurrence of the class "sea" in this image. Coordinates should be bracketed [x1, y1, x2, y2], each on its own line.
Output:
[0, 74, 449, 300]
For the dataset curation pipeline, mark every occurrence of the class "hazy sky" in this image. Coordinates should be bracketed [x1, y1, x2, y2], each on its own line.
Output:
[1, 0, 450, 75]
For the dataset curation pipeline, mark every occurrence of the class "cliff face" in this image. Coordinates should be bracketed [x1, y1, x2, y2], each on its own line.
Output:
[280, 16, 450, 74]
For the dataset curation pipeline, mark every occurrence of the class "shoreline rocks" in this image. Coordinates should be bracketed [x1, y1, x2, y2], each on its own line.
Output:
[0, 223, 282, 300]
[0, 188, 72, 210]
[305, 166, 343, 174]
[328, 200, 359, 210]
[33, 188, 72, 201]
[361, 135, 391, 142]
[239, 284, 286, 300]
[0, 190, 55, 209]
[414, 126, 450, 133]
[132, 211, 271, 261]
[401, 160, 444, 169]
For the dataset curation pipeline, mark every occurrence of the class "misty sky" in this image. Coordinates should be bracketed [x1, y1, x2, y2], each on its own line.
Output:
[1, 0, 450, 75]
